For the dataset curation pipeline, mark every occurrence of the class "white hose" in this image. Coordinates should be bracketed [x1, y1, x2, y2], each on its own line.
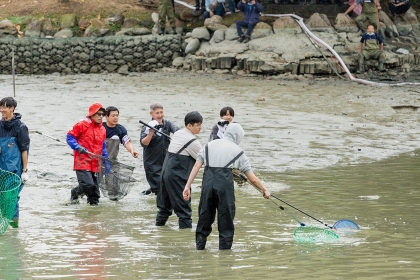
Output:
[173, 1, 419, 87]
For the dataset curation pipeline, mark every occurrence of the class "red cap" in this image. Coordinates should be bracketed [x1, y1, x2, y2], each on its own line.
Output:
[87, 103, 105, 117]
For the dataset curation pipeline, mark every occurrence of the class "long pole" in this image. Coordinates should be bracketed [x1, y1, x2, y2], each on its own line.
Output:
[139, 120, 172, 139]
[12, 49, 16, 97]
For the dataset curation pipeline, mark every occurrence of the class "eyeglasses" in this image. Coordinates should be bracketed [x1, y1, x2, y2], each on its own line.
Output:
[96, 113, 105, 117]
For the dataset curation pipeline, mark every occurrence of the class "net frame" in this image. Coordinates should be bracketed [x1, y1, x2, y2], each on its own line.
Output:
[0, 170, 22, 234]
[96, 157, 136, 201]
[293, 226, 339, 242]
[333, 219, 360, 230]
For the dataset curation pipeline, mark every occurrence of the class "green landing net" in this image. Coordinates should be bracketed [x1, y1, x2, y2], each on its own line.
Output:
[293, 226, 339, 242]
[0, 170, 21, 234]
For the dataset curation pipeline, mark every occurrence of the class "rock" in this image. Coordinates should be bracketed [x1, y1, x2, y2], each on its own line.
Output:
[0, 20, 17, 35]
[78, 19, 90, 30]
[172, 57, 184, 67]
[257, 96, 265, 101]
[185, 38, 201, 54]
[192, 27, 211, 40]
[204, 15, 223, 26]
[132, 27, 151, 35]
[206, 24, 228, 32]
[237, 70, 246, 76]
[305, 13, 334, 33]
[209, 29, 225, 44]
[272, 16, 301, 34]
[123, 18, 139, 29]
[54, 28, 74, 38]
[59, 14, 77, 29]
[334, 13, 359, 33]
[106, 14, 125, 26]
[180, 10, 195, 22]
[225, 24, 240, 40]
[396, 48, 409, 54]
[90, 18, 106, 29]
[25, 20, 41, 38]
[250, 22, 273, 40]
[186, 32, 192, 38]
[141, 19, 154, 28]
[116, 28, 133, 36]
[42, 18, 54, 36]
[394, 16, 412, 36]
[404, 8, 420, 34]
[118, 65, 129, 75]
[152, 13, 159, 24]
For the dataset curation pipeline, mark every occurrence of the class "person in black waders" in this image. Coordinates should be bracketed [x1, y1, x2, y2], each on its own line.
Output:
[156, 111, 203, 229]
[183, 123, 270, 250]
[140, 103, 179, 195]
[103, 106, 139, 201]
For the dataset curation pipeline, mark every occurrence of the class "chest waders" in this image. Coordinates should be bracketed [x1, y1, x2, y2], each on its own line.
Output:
[0, 137, 23, 219]
[143, 126, 171, 193]
[355, 2, 379, 32]
[358, 37, 386, 73]
[196, 144, 244, 250]
[104, 138, 121, 199]
[156, 138, 197, 229]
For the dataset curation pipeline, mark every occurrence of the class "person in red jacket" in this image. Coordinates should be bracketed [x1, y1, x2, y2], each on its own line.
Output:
[66, 103, 109, 205]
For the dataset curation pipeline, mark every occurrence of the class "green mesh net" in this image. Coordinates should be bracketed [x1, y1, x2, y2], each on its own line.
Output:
[0, 170, 21, 234]
[293, 226, 339, 242]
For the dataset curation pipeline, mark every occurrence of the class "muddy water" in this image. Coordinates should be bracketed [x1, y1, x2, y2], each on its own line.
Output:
[0, 72, 419, 278]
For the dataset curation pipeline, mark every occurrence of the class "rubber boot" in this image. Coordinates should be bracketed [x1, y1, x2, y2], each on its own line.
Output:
[378, 62, 385, 72]
[179, 218, 192, 229]
[172, 27, 177, 34]
[356, 21, 366, 34]
[158, 28, 165, 35]
[156, 215, 169, 226]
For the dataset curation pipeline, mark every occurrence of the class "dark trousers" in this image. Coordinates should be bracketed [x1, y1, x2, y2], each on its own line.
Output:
[203, 3, 226, 22]
[388, 2, 410, 15]
[73, 170, 100, 204]
[195, 0, 205, 7]
[236, 20, 257, 37]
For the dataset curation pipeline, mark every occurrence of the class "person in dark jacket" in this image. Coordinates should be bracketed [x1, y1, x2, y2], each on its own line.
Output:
[156, 111, 203, 229]
[66, 103, 109, 205]
[357, 25, 386, 73]
[0, 97, 30, 228]
[236, 0, 263, 43]
[388, 0, 410, 18]
[209, 106, 234, 141]
[140, 103, 179, 195]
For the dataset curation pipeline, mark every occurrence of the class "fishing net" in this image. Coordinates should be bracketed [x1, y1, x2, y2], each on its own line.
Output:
[333, 219, 360, 230]
[293, 226, 339, 242]
[0, 170, 21, 234]
[232, 168, 247, 186]
[97, 157, 136, 201]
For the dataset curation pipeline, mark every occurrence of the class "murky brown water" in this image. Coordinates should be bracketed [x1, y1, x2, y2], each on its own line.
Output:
[0, 72, 419, 279]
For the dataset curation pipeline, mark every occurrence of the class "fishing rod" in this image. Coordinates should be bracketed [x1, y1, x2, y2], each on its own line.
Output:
[139, 120, 172, 139]
[235, 172, 333, 229]
[34, 131, 133, 168]
[233, 171, 305, 227]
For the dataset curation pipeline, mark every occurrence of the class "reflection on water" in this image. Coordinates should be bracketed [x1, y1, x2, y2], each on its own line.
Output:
[0, 151, 419, 278]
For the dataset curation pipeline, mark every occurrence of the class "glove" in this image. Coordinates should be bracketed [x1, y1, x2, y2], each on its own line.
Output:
[145, 120, 159, 135]
[77, 146, 88, 154]
[21, 172, 29, 183]
[105, 161, 111, 174]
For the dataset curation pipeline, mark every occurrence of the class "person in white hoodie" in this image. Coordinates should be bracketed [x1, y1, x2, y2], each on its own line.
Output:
[183, 123, 270, 250]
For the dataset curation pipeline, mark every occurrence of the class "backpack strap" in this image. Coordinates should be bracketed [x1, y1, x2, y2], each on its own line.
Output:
[176, 138, 196, 155]
[205, 144, 209, 166]
[224, 151, 244, 168]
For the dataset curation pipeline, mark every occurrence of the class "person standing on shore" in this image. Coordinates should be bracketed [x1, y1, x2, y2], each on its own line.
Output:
[158, 0, 177, 35]
[103, 106, 139, 201]
[209, 106, 235, 141]
[0, 97, 30, 229]
[156, 111, 203, 229]
[183, 123, 270, 250]
[66, 103, 109, 205]
[140, 103, 179, 195]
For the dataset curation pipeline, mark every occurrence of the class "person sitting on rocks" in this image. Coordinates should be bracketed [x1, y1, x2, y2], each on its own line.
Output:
[389, 0, 410, 19]
[357, 24, 386, 73]
[203, 0, 226, 22]
[236, 0, 263, 43]
[343, 0, 383, 38]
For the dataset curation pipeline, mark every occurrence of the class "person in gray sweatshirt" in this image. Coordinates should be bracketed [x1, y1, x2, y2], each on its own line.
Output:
[183, 123, 270, 250]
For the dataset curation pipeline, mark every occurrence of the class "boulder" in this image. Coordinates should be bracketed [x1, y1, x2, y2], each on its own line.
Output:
[59, 14, 77, 29]
[172, 57, 184, 67]
[54, 28, 74, 38]
[116, 28, 133, 36]
[0, 20, 17, 35]
[394, 16, 412, 36]
[132, 27, 152, 35]
[379, 11, 399, 37]
[225, 24, 240, 40]
[90, 18, 106, 29]
[42, 18, 54, 36]
[204, 15, 223, 26]
[305, 13, 335, 33]
[180, 10, 195, 22]
[404, 8, 420, 34]
[78, 19, 90, 30]
[192, 27, 211, 40]
[123, 18, 139, 28]
[206, 24, 228, 32]
[118, 65, 129, 75]
[25, 20, 41, 37]
[209, 29, 225, 44]
[272, 16, 301, 34]
[334, 13, 359, 33]
[185, 38, 201, 54]
[106, 14, 125, 26]
[250, 22, 273, 39]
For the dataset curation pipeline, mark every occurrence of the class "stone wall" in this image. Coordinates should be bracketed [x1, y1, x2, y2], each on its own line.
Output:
[0, 35, 181, 75]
